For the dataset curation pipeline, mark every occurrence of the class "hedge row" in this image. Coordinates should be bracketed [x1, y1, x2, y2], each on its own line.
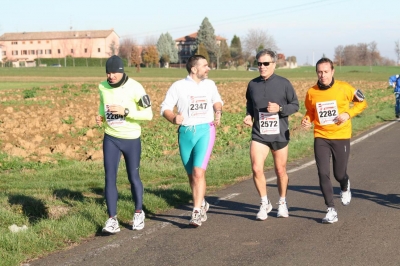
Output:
[35, 57, 128, 67]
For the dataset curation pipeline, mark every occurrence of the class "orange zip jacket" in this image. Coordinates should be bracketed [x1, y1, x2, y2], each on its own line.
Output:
[303, 80, 367, 139]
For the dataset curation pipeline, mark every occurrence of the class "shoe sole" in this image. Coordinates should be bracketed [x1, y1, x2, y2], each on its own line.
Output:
[102, 228, 120, 234]
[189, 221, 202, 227]
[322, 218, 338, 224]
[277, 213, 289, 218]
[132, 224, 144, 230]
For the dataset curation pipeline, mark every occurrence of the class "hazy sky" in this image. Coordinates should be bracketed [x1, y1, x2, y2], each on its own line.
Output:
[1, 0, 399, 65]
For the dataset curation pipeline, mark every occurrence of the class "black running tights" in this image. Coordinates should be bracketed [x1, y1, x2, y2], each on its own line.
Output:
[314, 138, 350, 208]
[103, 134, 143, 217]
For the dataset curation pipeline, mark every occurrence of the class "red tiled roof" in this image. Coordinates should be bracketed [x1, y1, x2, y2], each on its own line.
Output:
[0, 29, 117, 41]
[175, 32, 226, 42]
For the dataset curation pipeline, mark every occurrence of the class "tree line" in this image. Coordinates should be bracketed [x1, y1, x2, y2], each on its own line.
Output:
[333, 41, 396, 66]
[117, 17, 398, 69]
[117, 17, 288, 70]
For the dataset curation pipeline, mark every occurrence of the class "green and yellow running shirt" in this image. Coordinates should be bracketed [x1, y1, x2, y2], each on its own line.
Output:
[98, 78, 153, 139]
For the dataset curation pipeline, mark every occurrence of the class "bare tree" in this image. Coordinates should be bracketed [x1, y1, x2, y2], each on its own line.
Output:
[395, 40, 400, 65]
[130, 46, 141, 72]
[109, 40, 118, 56]
[119, 38, 136, 67]
[334, 45, 344, 70]
[243, 29, 278, 59]
[143, 36, 157, 46]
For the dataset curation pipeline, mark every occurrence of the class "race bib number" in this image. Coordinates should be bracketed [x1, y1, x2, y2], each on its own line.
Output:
[259, 112, 280, 135]
[316, 100, 338, 125]
[188, 96, 208, 118]
[105, 104, 126, 127]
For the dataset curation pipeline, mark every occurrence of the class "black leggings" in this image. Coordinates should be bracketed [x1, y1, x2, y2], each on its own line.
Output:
[103, 134, 143, 217]
[314, 138, 350, 208]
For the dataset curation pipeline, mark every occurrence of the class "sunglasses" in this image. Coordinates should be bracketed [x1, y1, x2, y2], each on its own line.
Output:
[257, 62, 274, 67]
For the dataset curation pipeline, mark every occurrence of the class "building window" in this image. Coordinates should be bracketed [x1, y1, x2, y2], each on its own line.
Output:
[38, 41, 41, 44]
[12, 50, 18, 55]
[22, 41, 25, 44]
[30, 41, 33, 44]
[29, 50, 35, 55]
[45, 49, 51, 54]
[21, 50, 27, 55]
[71, 49, 74, 54]
[98, 48, 101, 52]
[84, 48, 87, 53]
[37, 50, 43, 55]
[46, 40, 49, 43]
[2, 51, 6, 56]
[58, 49, 61, 54]
[11, 41, 18, 45]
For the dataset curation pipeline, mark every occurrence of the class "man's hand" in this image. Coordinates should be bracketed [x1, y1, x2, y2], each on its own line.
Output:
[301, 117, 312, 129]
[267, 102, 280, 113]
[334, 112, 350, 125]
[95, 115, 104, 126]
[214, 111, 222, 126]
[173, 112, 184, 125]
[243, 115, 253, 127]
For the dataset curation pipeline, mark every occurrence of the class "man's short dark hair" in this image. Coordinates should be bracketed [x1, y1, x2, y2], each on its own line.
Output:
[316, 57, 334, 71]
[255, 49, 277, 62]
[186, 55, 206, 74]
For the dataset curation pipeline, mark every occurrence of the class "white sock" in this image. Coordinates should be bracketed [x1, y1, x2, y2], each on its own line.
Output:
[261, 196, 268, 203]
[279, 197, 286, 203]
[201, 199, 206, 207]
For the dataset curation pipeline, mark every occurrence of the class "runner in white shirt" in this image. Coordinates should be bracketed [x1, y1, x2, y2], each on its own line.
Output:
[160, 55, 223, 227]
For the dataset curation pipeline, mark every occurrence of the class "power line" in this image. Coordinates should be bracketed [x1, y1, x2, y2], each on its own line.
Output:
[120, 0, 349, 41]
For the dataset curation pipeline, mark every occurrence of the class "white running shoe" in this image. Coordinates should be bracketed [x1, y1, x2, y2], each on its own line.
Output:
[322, 207, 338, 224]
[277, 201, 289, 218]
[256, 200, 273, 221]
[189, 210, 202, 227]
[340, 180, 352, 206]
[201, 201, 210, 222]
[132, 211, 145, 230]
[102, 217, 120, 233]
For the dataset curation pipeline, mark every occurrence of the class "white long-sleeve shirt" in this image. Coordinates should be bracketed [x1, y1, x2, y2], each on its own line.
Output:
[160, 76, 223, 126]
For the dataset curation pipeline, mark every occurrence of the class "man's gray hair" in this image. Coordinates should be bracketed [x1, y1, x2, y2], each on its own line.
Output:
[256, 49, 277, 62]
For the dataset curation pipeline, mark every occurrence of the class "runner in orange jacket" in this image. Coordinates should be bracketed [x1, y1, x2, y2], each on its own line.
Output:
[301, 57, 367, 224]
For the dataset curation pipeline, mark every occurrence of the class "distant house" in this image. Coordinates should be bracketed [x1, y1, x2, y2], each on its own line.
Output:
[175, 32, 226, 64]
[0, 29, 119, 67]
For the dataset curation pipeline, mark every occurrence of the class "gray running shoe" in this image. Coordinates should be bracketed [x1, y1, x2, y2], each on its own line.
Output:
[201, 201, 210, 222]
[132, 211, 145, 230]
[189, 210, 202, 227]
[256, 200, 273, 221]
[340, 180, 351, 206]
[322, 207, 338, 224]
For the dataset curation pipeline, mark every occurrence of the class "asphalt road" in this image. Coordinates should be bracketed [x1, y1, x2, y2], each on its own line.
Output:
[28, 119, 400, 266]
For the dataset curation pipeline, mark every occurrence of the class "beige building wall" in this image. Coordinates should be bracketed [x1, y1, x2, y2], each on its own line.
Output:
[0, 29, 119, 63]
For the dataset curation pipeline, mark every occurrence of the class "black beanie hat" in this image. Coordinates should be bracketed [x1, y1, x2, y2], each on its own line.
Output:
[106, 55, 124, 73]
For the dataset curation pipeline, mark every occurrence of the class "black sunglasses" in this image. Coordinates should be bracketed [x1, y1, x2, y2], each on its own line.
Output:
[257, 62, 274, 67]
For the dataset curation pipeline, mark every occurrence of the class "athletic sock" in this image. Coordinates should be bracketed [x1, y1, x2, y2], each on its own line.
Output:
[261, 196, 268, 203]
[201, 199, 206, 207]
[279, 197, 286, 203]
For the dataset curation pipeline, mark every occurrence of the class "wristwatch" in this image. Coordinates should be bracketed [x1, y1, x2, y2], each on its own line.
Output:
[279, 105, 283, 112]
[124, 108, 129, 116]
